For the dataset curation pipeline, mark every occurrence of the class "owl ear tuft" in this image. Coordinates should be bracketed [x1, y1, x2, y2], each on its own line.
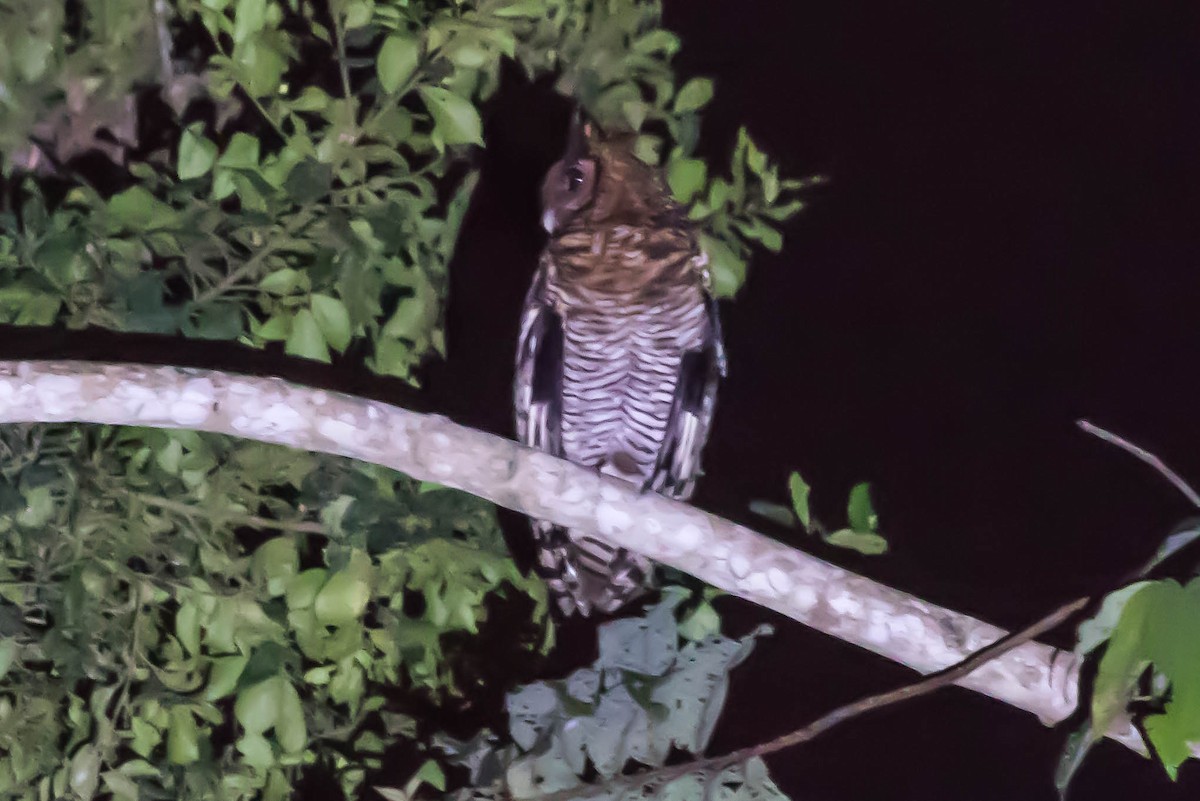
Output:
[564, 107, 589, 161]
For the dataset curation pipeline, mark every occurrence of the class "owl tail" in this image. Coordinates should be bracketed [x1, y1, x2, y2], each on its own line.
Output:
[532, 519, 655, 618]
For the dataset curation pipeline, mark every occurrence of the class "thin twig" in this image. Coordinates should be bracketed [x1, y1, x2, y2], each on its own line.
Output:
[332, 9, 354, 106]
[194, 241, 278, 304]
[521, 594, 1092, 801]
[1077, 420, 1200, 509]
[129, 492, 325, 535]
[152, 0, 175, 86]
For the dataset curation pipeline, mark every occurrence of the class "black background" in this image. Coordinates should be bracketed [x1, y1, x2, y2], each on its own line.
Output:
[8, 0, 1200, 798]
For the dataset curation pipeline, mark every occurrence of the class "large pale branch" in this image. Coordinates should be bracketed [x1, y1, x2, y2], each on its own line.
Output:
[0, 361, 1140, 752]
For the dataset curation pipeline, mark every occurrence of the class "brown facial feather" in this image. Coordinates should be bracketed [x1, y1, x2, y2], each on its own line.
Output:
[542, 131, 700, 298]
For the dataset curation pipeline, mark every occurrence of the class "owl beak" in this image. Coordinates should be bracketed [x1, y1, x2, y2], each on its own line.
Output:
[541, 209, 558, 234]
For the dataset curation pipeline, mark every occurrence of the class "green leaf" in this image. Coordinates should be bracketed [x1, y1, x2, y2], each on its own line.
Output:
[107, 187, 177, 231]
[235, 676, 282, 735]
[259, 268, 309, 296]
[101, 770, 141, 801]
[292, 86, 332, 112]
[0, 639, 18, 681]
[285, 308, 331, 362]
[414, 759, 446, 791]
[1088, 578, 1200, 778]
[176, 602, 201, 655]
[491, 0, 545, 17]
[846, 482, 877, 532]
[156, 438, 183, 475]
[374, 788, 409, 801]
[634, 134, 662, 166]
[275, 678, 307, 753]
[667, 158, 707, 204]
[673, 77, 715, 113]
[252, 537, 300, 596]
[343, 0, 372, 28]
[286, 568, 328, 610]
[1055, 725, 1098, 798]
[69, 745, 102, 801]
[622, 100, 649, 131]
[284, 159, 333, 204]
[381, 277, 437, 343]
[218, 132, 262, 169]
[131, 716, 162, 758]
[237, 732, 275, 768]
[1075, 582, 1152, 656]
[788, 471, 811, 531]
[314, 569, 371, 626]
[254, 312, 292, 341]
[167, 706, 201, 765]
[311, 294, 352, 352]
[0, 285, 60, 327]
[824, 529, 888, 556]
[737, 218, 784, 253]
[678, 601, 721, 642]
[699, 233, 746, 299]
[205, 655, 249, 701]
[178, 125, 219, 180]
[748, 500, 797, 529]
[233, 0, 267, 43]
[182, 302, 244, 340]
[418, 86, 483, 146]
[378, 35, 420, 94]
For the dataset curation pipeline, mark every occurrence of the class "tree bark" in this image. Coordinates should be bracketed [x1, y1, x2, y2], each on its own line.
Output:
[0, 360, 1143, 753]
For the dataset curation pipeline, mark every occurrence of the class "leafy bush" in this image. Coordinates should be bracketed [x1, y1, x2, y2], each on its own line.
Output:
[0, 0, 814, 383]
[0, 424, 549, 799]
[436, 593, 787, 801]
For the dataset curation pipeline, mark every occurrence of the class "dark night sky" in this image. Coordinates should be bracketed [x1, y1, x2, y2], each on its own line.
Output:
[8, 0, 1200, 798]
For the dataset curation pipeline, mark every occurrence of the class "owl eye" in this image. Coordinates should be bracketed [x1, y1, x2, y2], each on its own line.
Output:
[565, 165, 585, 192]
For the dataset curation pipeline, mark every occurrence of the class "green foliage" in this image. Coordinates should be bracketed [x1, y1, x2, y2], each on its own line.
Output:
[1060, 515, 1200, 794]
[0, 423, 549, 800]
[751, 472, 888, 556]
[435, 593, 789, 800]
[1060, 578, 1200, 788]
[687, 129, 819, 299]
[788, 471, 811, 530]
[1, 0, 814, 382]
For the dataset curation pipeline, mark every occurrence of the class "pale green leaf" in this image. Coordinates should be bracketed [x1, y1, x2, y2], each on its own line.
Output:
[285, 308, 331, 362]
[824, 529, 888, 556]
[673, 77, 714, 112]
[311, 294, 352, 352]
[846, 482, 877, 532]
[788, 471, 811, 531]
[167, 707, 201, 765]
[314, 570, 371, 626]
[418, 86, 483, 146]
[178, 125, 218, 180]
[378, 35, 420, 94]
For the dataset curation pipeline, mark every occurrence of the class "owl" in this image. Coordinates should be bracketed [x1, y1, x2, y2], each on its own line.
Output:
[514, 113, 726, 617]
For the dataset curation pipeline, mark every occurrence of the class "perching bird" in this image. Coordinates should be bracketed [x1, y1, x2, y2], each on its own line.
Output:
[514, 113, 726, 617]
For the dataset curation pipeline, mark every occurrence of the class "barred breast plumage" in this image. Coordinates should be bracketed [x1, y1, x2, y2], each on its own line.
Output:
[514, 115, 725, 617]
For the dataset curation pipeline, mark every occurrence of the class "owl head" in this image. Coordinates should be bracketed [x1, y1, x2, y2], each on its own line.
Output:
[540, 111, 674, 234]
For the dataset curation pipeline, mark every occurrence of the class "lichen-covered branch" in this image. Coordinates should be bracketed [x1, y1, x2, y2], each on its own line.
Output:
[0, 360, 1140, 752]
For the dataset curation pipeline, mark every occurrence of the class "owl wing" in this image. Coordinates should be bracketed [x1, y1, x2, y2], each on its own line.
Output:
[645, 288, 727, 501]
[515, 259, 598, 615]
[514, 257, 563, 456]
